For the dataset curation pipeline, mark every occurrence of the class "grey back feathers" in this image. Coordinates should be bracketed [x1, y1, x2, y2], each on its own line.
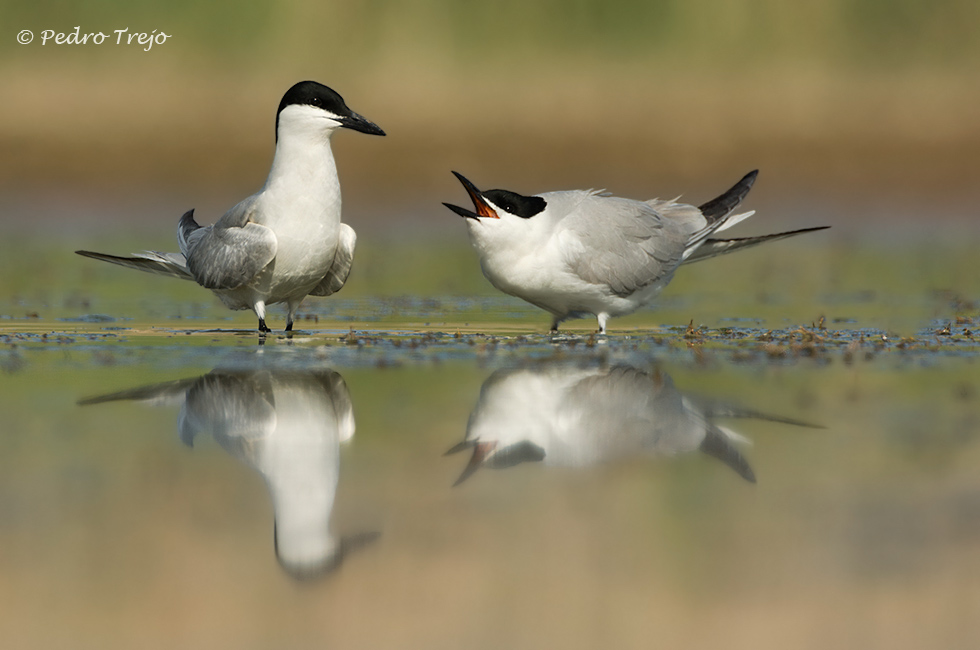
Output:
[560, 193, 696, 297]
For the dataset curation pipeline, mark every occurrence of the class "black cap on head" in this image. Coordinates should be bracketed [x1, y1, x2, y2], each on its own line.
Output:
[278, 81, 349, 118]
[443, 171, 547, 221]
[483, 189, 547, 219]
[275, 80, 385, 138]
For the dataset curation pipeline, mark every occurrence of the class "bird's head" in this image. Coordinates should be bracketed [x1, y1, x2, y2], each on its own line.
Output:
[275, 80, 385, 142]
[443, 172, 549, 247]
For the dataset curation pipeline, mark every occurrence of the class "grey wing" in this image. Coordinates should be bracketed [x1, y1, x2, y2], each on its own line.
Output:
[314, 369, 356, 442]
[183, 198, 278, 291]
[698, 424, 756, 483]
[75, 249, 194, 281]
[560, 196, 696, 297]
[309, 223, 356, 297]
[180, 372, 277, 450]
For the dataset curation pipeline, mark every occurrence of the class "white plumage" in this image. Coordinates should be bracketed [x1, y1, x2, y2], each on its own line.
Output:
[446, 362, 820, 486]
[445, 170, 827, 333]
[77, 81, 384, 333]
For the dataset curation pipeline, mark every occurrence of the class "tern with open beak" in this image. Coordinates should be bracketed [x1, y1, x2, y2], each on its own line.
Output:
[445, 170, 827, 333]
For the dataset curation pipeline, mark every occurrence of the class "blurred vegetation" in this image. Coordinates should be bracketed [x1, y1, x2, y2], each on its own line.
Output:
[2, 0, 978, 204]
[4, 0, 980, 71]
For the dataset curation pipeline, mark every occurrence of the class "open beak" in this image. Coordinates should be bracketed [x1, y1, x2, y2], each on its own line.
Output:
[443, 171, 499, 220]
[338, 110, 386, 136]
[445, 439, 497, 486]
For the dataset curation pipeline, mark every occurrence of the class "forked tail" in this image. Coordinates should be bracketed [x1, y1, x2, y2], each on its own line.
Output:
[683, 170, 829, 263]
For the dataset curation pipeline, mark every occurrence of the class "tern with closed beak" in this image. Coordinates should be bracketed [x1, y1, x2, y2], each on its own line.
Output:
[77, 81, 385, 333]
[444, 170, 827, 333]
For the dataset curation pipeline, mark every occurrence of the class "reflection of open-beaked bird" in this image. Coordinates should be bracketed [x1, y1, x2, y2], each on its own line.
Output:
[77, 81, 385, 333]
[80, 369, 377, 581]
[446, 363, 820, 486]
[445, 170, 828, 333]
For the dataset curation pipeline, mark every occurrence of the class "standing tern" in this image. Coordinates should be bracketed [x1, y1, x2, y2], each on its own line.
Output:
[77, 81, 385, 333]
[444, 170, 828, 333]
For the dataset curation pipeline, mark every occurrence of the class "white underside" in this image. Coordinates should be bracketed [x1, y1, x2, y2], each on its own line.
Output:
[214, 116, 346, 320]
[478, 238, 675, 330]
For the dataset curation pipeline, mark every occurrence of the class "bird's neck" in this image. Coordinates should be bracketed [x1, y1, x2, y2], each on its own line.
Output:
[262, 133, 342, 220]
[259, 424, 340, 567]
[269, 477, 337, 559]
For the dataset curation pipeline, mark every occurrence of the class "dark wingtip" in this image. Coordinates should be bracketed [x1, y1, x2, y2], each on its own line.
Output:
[699, 427, 757, 484]
[698, 169, 761, 222]
[178, 209, 201, 235]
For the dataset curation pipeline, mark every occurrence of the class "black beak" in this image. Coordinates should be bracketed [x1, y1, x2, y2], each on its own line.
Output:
[443, 202, 481, 220]
[339, 110, 386, 136]
[444, 171, 498, 220]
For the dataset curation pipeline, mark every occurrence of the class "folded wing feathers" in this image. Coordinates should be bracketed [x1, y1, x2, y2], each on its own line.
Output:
[74, 249, 194, 281]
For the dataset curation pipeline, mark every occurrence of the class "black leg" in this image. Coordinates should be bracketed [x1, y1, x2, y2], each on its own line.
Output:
[258, 318, 271, 333]
[285, 321, 293, 332]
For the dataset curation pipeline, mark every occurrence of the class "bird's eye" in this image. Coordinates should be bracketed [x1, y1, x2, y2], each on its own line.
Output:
[310, 97, 322, 107]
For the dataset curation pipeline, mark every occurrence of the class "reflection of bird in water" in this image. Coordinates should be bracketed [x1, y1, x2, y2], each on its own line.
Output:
[447, 364, 819, 485]
[80, 369, 377, 581]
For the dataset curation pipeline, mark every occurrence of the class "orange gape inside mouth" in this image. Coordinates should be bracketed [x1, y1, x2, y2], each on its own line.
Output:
[471, 197, 497, 219]
[449, 171, 499, 219]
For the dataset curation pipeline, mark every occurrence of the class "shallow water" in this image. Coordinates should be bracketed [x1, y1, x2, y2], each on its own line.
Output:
[2, 321, 980, 649]
[2, 236, 980, 649]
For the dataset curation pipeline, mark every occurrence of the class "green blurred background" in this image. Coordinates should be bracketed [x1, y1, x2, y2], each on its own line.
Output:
[3, 0, 978, 211]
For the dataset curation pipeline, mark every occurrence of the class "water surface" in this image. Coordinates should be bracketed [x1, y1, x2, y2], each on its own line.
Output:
[1, 235, 979, 649]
